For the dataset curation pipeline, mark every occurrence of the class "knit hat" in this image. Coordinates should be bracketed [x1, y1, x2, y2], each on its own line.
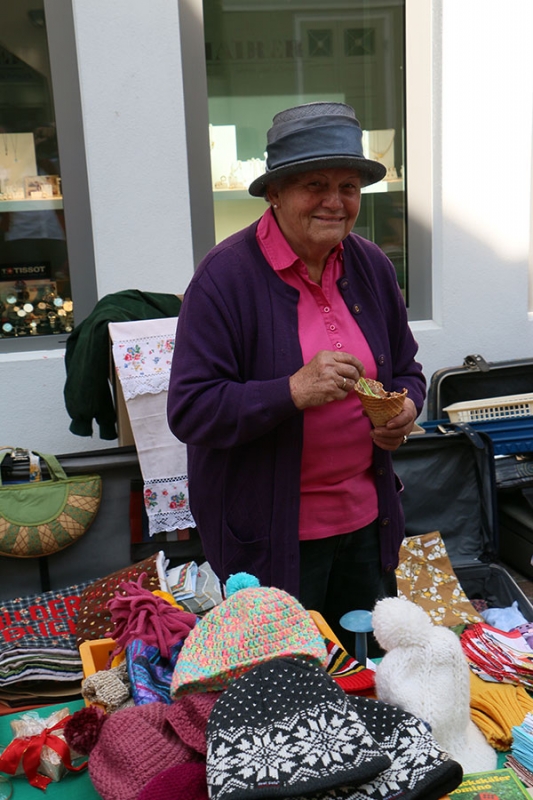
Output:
[206, 657, 391, 799]
[206, 657, 463, 800]
[170, 573, 327, 698]
[64, 691, 219, 800]
[137, 763, 209, 800]
[372, 597, 497, 774]
[469, 671, 533, 751]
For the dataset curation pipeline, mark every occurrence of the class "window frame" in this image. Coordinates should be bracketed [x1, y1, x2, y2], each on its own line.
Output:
[0, 0, 97, 354]
[180, 0, 434, 321]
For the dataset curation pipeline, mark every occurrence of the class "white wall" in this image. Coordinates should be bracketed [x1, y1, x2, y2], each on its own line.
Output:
[1, 0, 532, 456]
[412, 0, 533, 391]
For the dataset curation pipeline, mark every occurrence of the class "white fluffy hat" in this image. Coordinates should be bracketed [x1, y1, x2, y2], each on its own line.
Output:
[372, 597, 497, 775]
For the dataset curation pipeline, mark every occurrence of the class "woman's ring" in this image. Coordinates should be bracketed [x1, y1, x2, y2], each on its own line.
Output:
[342, 377, 347, 391]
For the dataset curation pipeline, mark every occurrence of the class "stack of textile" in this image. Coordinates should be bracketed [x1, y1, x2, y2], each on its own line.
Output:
[0, 580, 94, 709]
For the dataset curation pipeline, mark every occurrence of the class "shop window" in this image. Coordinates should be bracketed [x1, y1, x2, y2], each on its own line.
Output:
[202, 0, 408, 298]
[0, 0, 95, 348]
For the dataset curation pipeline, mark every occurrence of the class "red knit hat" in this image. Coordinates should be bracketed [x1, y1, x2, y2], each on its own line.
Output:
[137, 763, 209, 800]
[64, 692, 219, 800]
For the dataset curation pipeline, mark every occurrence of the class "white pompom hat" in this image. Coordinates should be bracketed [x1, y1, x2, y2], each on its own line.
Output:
[372, 596, 497, 775]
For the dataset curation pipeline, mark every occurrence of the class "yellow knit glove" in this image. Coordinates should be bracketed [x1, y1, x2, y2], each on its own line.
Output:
[469, 671, 533, 750]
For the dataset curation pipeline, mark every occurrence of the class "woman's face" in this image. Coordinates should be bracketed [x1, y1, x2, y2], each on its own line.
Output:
[266, 167, 362, 263]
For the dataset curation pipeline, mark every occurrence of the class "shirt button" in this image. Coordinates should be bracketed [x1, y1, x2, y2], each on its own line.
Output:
[323, 306, 330, 313]
[329, 325, 336, 331]
[335, 342, 342, 349]
[353, 304, 361, 314]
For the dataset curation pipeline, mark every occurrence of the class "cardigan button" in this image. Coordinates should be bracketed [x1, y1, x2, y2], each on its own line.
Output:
[376, 467, 385, 476]
[380, 517, 390, 526]
[352, 304, 361, 314]
[378, 354, 385, 365]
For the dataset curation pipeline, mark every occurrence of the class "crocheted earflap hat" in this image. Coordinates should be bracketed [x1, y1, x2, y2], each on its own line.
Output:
[170, 572, 327, 698]
[248, 101, 387, 197]
[206, 657, 391, 800]
[372, 596, 498, 775]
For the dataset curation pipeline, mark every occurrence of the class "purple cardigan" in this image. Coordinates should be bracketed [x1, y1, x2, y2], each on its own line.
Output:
[167, 221, 426, 597]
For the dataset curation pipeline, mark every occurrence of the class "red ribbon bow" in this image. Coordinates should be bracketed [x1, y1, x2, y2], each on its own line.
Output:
[0, 715, 87, 790]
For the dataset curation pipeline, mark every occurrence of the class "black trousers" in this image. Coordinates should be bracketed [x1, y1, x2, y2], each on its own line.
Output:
[298, 519, 397, 659]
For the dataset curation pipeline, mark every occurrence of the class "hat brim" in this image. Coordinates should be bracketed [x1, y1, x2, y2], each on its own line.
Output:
[248, 155, 387, 197]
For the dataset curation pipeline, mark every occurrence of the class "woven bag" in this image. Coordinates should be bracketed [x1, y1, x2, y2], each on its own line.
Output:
[0, 449, 102, 558]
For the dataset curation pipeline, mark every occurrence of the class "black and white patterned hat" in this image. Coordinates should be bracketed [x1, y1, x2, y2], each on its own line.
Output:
[206, 658, 463, 800]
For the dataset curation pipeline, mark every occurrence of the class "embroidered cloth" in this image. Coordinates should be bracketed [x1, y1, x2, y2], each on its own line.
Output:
[109, 318, 195, 535]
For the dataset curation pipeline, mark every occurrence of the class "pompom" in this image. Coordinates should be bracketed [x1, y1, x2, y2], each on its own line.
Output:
[372, 597, 433, 652]
[225, 572, 260, 597]
[64, 705, 106, 755]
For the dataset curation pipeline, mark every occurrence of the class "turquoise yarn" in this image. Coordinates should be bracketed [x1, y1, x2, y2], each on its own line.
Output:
[226, 572, 260, 597]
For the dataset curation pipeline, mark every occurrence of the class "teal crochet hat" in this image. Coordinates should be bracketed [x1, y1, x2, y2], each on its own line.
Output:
[170, 573, 327, 698]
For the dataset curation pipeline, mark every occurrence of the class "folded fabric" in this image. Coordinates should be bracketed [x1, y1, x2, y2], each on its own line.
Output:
[469, 671, 533, 751]
[126, 638, 182, 705]
[395, 531, 483, 627]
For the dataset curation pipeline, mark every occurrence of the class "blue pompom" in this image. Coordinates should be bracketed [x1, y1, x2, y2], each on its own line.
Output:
[226, 572, 260, 597]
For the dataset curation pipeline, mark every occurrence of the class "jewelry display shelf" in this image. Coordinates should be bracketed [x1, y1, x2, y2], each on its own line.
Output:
[0, 198, 63, 212]
[213, 179, 404, 200]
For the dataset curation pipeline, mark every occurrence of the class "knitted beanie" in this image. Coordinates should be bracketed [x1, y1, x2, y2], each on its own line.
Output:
[206, 657, 391, 799]
[64, 691, 219, 800]
[137, 763, 209, 800]
[206, 657, 463, 800]
[171, 573, 327, 697]
[372, 597, 497, 775]
[469, 671, 533, 751]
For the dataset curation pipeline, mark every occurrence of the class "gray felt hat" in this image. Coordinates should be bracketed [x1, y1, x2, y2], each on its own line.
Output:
[248, 101, 387, 197]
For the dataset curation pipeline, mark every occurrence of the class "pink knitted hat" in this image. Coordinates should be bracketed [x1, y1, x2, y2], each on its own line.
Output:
[170, 573, 328, 698]
[137, 763, 209, 800]
[64, 692, 219, 800]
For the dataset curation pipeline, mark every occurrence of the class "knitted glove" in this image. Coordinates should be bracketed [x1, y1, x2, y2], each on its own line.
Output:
[469, 671, 533, 750]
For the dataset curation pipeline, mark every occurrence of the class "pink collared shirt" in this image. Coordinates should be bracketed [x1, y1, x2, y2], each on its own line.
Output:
[257, 207, 378, 539]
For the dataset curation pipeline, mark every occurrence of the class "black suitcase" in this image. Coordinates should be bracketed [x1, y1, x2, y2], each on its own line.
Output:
[425, 353, 533, 579]
[426, 353, 533, 421]
[392, 425, 533, 621]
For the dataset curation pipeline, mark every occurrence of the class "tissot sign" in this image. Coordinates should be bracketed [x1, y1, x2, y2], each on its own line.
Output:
[0, 263, 51, 280]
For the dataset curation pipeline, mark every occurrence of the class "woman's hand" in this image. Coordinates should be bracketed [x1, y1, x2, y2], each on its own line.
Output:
[370, 397, 418, 451]
[289, 350, 364, 410]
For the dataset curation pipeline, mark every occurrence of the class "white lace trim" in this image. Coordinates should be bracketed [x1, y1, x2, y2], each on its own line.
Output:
[143, 475, 196, 535]
[120, 373, 170, 401]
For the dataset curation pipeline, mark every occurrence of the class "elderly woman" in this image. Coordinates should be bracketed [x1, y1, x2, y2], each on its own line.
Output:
[167, 101, 426, 651]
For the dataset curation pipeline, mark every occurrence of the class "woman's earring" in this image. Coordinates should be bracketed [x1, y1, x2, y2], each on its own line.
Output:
[273, 204, 278, 208]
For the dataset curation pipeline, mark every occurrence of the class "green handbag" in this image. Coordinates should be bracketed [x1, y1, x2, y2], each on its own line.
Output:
[0, 449, 102, 558]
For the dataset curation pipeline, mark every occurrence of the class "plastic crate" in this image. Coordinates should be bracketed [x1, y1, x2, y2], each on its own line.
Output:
[443, 392, 533, 423]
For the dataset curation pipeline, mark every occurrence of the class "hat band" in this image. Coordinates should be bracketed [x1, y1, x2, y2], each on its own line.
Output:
[266, 122, 365, 172]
